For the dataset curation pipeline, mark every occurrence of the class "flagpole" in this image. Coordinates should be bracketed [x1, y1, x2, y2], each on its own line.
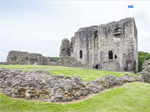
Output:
[128, 5, 133, 17]
[128, 7, 129, 17]
[125, 5, 126, 18]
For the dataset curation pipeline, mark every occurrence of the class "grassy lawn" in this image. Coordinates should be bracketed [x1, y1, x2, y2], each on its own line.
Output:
[0, 65, 148, 112]
[0, 82, 150, 112]
[0, 65, 137, 81]
[50, 69, 137, 81]
[0, 65, 79, 70]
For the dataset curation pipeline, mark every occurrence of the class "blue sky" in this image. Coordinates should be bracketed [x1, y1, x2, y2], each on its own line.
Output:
[0, 0, 150, 62]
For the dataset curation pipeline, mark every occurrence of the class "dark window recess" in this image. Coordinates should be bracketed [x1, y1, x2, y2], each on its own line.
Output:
[113, 27, 122, 35]
[95, 64, 99, 69]
[70, 48, 73, 52]
[115, 54, 117, 59]
[67, 48, 71, 56]
[94, 30, 98, 38]
[80, 50, 83, 58]
[108, 51, 113, 59]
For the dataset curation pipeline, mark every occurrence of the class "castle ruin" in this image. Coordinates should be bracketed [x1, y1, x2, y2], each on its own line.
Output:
[1, 17, 138, 73]
[60, 17, 138, 73]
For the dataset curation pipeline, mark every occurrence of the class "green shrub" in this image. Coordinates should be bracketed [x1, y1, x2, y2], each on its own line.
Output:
[138, 51, 150, 72]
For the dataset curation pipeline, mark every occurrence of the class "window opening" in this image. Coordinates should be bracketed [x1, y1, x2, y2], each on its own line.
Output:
[108, 51, 113, 59]
[115, 54, 117, 59]
[80, 50, 82, 58]
[113, 27, 122, 35]
[94, 30, 98, 38]
[95, 64, 99, 69]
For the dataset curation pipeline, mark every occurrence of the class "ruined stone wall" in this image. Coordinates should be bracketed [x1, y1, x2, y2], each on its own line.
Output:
[0, 68, 144, 102]
[98, 17, 138, 72]
[58, 39, 83, 67]
[59, 38, 71, 57]
[71, 26, 98, 68]
[142, 60, 150, 70]
[54, 56, 83, 67]
[6, 51, 57, 65]
[69, 17, 138, 73]
[138, 59, 150, 83]
[44, 57, 57, 65]
[0, 62, 9, 65]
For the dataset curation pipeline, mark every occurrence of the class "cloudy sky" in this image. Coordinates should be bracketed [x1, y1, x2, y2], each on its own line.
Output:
[0, 0, 150, 62]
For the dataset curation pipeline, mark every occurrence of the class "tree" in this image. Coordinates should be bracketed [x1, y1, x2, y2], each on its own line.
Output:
[138, 51, 150, 72]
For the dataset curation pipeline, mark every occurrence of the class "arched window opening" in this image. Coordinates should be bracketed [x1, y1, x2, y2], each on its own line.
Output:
[80, 50, 83, 58]
[108, 51, 113, 59]
[115, 54, 117, 59]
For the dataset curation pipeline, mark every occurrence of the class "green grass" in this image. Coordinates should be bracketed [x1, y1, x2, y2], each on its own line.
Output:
[0, 82, 150, 112]
[0, 65, 78, 70]
[0, 65, 137, 81]
[0, 65, 148, 112]
[50, 69, 137, 81]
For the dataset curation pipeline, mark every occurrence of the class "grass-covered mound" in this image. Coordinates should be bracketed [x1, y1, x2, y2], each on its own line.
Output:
[0, 82, 150, 112]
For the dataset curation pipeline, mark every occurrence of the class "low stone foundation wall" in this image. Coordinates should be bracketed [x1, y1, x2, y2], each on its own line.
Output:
[53, 56, 83, 67]
[5, 50, 57, 65]
[0, 62, 9, 65]
[0, 68, 147, 102]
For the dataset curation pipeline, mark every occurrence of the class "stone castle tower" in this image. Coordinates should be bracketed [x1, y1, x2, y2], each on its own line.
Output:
[60, 17, 138, 73]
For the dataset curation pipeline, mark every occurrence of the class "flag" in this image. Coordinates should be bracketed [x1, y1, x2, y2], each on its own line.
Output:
[128, 5, 133, 8]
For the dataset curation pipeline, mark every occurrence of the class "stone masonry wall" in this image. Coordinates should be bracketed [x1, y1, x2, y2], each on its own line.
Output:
[98, 18, 138, 73]
[138, 59, 150, 83]
[54, 56, 83, 67]
[0, 68, 145, 102]
[60, 17, 138, 73]
[6, 51, 57, 65]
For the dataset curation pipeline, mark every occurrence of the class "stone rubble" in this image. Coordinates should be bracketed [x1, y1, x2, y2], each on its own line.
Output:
[0, 68, 146, 102]
[138, 59, 150, 83]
